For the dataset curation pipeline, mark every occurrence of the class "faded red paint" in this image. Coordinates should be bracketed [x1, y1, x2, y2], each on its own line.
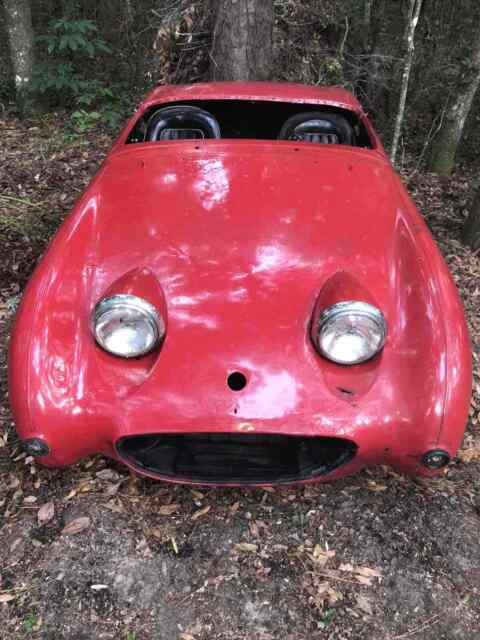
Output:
[9, 82, 472, 486]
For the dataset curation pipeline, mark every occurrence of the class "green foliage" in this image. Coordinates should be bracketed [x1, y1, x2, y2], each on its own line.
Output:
[320, 608, 336, 625]
[33, 18, 111, 100]
[22, 611, 38, 634]
[36, 18, 110, 58]
[323, 56, 345, 84]
[70, 109, 102, 133]
[32, 17, 126, 133]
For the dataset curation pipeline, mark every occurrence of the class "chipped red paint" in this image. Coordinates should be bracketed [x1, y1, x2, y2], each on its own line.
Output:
[8, 82, 472, 486]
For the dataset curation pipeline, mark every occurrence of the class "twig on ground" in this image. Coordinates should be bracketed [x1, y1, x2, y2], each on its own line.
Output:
[392, 614, 441, 639]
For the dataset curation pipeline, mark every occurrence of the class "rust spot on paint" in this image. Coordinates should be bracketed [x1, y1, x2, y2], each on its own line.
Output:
[337, 387, 355, 396]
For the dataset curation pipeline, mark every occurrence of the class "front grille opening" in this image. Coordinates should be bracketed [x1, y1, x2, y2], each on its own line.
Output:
[117, 433, 357, 484]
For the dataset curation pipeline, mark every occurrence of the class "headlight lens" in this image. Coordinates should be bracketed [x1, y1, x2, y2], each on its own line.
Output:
[317, 301, 386, 365]
[93, 294, 164, 358]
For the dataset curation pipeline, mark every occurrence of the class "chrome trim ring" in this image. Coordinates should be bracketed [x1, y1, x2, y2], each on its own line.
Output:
[317, 300, 387, 365]
[92, 294, 165, 358]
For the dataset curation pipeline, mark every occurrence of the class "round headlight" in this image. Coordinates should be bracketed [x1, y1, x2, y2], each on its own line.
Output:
[316, 301, 386, 365]
[93, 294, 164, 358]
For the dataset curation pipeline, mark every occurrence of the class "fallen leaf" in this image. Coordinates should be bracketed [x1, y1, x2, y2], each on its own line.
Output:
[37, 502, 55, 523]
[96, 468, 122, 481]
[458, 444, 480, 462]
[10, 538, 22, 552]
[61, 516, 91, 535]
[309, 544, 336, 566]
[316, 581, 330, 595]
[8, 476, 20, 489]
[104, 499, 124, 513]
[191, 505, 210, 520]
[367, 480, 387, 492]
[234, 542, 258, 553]
[159, 503, 179, 516]
[355, 575, 373, 586]
[0, 594, 16, 603]
[355, 566, 382, 579]
[151, 527, 166, 540]
[328, 587, 343, 604]
[77, 481, 95, 493]
[230, 501, 240, 513]
[103, 481, 122, 496]
[356, 594, 373, 615]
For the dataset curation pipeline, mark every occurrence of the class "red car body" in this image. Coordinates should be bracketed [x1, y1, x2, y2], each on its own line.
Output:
[9, 82, 472, 486]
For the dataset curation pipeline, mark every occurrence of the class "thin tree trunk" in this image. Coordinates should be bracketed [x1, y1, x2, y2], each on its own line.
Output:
[363, 0, 373, 53]
[429, 29, 480, 175]
[210, 0, 274, 81]
[2, 0, 35, 117]
[366, 0, 396, 127]
[390, 0, 423, 165]
[463, 187, 480, 250]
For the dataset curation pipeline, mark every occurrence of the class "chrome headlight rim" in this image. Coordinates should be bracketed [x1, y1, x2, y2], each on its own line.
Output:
[92, 294, 164, 358]
[317, 300, 387, 365]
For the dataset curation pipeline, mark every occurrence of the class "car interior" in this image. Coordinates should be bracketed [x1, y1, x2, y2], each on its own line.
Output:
[126, 99, 373, 148]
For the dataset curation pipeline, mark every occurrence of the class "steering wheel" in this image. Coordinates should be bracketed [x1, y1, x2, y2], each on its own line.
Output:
[278, 111, 354, 145]
[146, 105, 221, 141]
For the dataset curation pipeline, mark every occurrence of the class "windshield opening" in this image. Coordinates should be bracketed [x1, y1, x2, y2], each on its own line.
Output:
[126, 99, 373, 148]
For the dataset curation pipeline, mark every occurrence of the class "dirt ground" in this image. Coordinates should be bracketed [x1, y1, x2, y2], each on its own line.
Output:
[1, 115, 480, 640]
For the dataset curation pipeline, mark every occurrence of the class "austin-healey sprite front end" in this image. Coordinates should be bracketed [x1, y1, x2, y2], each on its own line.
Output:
[9, 82, 472, 485]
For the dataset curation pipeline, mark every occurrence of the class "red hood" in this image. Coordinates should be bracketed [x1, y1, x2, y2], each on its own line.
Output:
[10, 140, 471, 474]
[93, 141, 396, 309]
[63, 141, 446, 424]
[89, 143, 403, 419]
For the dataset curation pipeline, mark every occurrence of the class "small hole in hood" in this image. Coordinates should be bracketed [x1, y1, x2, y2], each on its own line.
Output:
[227, 371, 247, 391]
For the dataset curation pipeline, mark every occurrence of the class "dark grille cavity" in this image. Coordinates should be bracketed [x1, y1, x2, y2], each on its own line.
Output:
[117, 433, 357, 484]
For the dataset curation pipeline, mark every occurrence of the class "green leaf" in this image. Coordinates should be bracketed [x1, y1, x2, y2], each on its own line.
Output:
[77, 94, 93, 105]
[94, 40, 111, 54]
[58, 35, 70, 51]
[76, 20, 97, 34]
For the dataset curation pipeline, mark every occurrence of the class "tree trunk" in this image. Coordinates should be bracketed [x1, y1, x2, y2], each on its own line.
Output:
[363, 0, 373, 53]
[463, 188, 480, 250]
[2, 0, 35, 117]
[210, 0, 274, 81]
[390, 0, 423, 165]
[429, 28, 480, 175]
